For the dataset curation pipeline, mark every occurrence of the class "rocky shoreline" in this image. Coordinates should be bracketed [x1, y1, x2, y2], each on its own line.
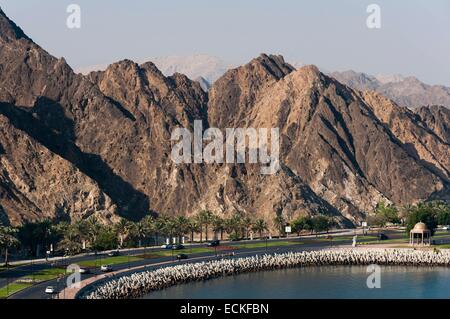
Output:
[81, 248, 450, 299]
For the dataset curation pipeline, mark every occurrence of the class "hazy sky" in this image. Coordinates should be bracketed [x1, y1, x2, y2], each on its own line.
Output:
[0, 0, 449, 85]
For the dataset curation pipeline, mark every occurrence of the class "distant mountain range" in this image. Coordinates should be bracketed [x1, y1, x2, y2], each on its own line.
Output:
[0, 8, 448, 228]
[330, 70, 450, 110]
[79, 56, 450, 109]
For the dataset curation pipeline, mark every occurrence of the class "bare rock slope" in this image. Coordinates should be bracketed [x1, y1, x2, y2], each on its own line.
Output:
[0, 8, 448, 227]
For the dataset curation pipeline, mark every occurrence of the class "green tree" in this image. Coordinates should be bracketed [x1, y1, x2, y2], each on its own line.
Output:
[142, 215, 157, 246]
[91, 227, 118, 251]
[212, 216, 225, 240]
[114, 218, 131, 248]
[0, 226, 19, 266]
[311, 215, 331, 234]
[196, 210, 213, 242]
[242, 216, 253, 239]
[130, 221, 148, 247]
[57, 223, 83, 255]
[291, 216, 312, 236]
[186, 217, 200, 243]
[162, 216, 179, 243]
[252, 219, 268, 239]
[374, 201, 400, 225]
[273, 214, 286, 237]
[174, 216, 189, 243]
[225, 213, 243, 240]
[87, 216, 103, 246]
[405, 203, 438, 236]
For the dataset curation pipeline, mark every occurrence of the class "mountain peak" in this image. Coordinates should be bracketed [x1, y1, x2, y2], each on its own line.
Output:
[0, 7, 31, 42]
[251, 53, 295, 80]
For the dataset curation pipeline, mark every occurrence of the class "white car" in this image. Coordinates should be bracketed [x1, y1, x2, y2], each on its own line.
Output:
[100, 265, 113, 272]
[45, 286, 56, 294]
[442, 226, 450, 231]
[79, 268, 91, 274]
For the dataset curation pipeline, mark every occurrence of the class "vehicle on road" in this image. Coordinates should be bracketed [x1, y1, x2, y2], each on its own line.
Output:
[45, 286, 56, 294]
[108, 250, 120, 257]
[207, 240, 220, 247]
[176, 254, 188, 260]
[173, 244, 185, 250]
[442, 226, 450, 231]
[377, 233, 389, 240]
[100, 265, 113, 272]
[163, 244, 174, 250]
[79, 267, 91, 274]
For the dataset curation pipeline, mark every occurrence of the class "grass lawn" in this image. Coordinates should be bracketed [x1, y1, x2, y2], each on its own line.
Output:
[313, 235, 378, 242]
[235, 240, 303, 249]
[22, 268, 66, 281]
[435, 244, 450, 249]
[0, 282, 33, 299]
[141, 247, 214, 258]
[138, 241, 304, 258]
[0, 268, 65, 299]
[78, 255, 142, 268]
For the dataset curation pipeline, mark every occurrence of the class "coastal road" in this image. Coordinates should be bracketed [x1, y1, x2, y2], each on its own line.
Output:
[7, 228, 450, 299]
[1, 228, 359, 288]
[9, 239, 344, 299]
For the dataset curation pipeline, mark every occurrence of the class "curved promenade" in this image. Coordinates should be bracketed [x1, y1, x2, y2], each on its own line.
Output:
[81, 248, 450, 299]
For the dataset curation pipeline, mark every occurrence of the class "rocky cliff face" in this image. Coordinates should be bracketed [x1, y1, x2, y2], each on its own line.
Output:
[0, 9, 448, 227]
[209, 59, 448, 223]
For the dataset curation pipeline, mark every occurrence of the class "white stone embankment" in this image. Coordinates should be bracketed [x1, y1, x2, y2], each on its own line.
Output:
[81, 248, 450, 299]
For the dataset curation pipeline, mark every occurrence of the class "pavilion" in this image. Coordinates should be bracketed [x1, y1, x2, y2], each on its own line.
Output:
[409, 222, 431, 246]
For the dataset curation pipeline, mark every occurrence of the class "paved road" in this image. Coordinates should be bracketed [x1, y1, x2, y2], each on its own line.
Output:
[0, 228, 360, 288]
[9, 239, 344, 299]
[7, 228, 450, 299]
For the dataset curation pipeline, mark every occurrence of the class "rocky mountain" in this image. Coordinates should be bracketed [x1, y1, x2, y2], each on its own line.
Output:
[209, 56, 448, 222]
[416, 105, 450, 145]
[330, 70, 450, 110]
[0, 8, 448, 228]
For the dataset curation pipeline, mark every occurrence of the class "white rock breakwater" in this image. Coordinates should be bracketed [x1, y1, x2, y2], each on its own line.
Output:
[81, 248, 450, 299]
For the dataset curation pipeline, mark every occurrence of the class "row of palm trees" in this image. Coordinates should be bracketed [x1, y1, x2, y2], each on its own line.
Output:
[0, 211, 271, 260]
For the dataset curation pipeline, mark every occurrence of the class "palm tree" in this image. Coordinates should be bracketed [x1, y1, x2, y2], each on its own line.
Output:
[114, 218, 131, 248]
[273, 214, 286, 237]
[212, 216, 225, 240]
[33, 219, 53, 255]
[252, 219, 268, 239]
[186, 217, 199, 243]
[225, 213, 243, 240]
[142, 215, 157, 246]
[242, 216, 253, 239]
[174, 216, 189, 243]
[0, 226, 19, 266]
[58, 224, 83, 255]
[197, 210, 214, 242]
[155, 215, 169, 245]
[72, 220, 90, 250]
[87, 216, 103, 248]
[130, 221, 147, 247]
[161, 217, 177, 244]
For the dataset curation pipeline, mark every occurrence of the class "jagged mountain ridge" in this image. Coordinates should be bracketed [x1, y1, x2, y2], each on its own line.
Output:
[0, 8, 448, 227]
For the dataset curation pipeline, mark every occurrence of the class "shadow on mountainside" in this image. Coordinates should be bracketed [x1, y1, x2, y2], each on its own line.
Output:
[0, 99, 150, 221]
